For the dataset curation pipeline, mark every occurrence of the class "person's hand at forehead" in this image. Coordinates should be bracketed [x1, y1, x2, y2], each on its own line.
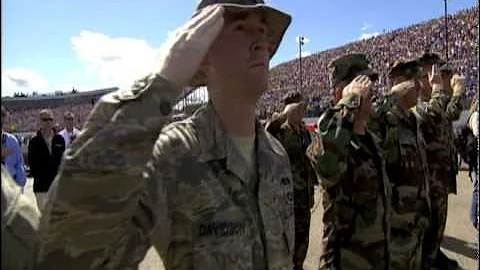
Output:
[282, 102, 306, 117]
[157, 5, 225, 89]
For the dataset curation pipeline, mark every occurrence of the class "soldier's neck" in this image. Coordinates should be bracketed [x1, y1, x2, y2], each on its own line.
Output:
[397, 102, 412, 115]
[212, 97, 257, 137]
[393, 94, 413, 115]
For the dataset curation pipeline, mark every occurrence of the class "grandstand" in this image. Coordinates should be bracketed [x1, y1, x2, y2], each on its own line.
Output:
[2, 85, 209, 133]
[260, 4, 478, 118]
[2, 4, 477, 133]
[2, 88, 117, 111]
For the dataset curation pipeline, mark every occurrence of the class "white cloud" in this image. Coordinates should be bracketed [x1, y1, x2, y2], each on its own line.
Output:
[361, 22, 373, 31]
[1, 68, 50, 96]
[358, 32, 380, 40]
[71, 30, 160, 90]
[295, 51, 312, 58]
[296, 35, 310, 44]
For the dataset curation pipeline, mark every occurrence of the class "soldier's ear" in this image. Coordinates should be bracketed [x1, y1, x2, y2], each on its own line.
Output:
[200, 55, 213, 77]
[334, 86, 343, 101]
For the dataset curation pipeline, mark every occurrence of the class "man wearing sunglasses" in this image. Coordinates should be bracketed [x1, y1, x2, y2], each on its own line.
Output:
[27, 109, 65, 210]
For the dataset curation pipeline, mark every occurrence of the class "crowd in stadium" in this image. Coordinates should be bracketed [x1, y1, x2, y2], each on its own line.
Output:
[259, 5, 478, 118]
[2, 6, 478, 133]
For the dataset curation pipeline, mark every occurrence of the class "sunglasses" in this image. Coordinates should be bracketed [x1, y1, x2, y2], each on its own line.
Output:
[41, 118, 53, 122]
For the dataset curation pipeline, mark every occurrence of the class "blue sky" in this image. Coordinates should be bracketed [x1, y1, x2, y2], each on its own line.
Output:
[1, 0, 477, 97]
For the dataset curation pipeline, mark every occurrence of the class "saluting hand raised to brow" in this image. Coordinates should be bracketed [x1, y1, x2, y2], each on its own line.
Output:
[428, 64, 442, 86]
[450, 74, 466, 90]
[342, 75, 373, 99]
[282, 102, 306, 117]
[157, 5, 224, 89]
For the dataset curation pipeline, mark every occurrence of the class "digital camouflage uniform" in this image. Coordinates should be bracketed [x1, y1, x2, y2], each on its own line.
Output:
[266, 117, 317, 270]
[370, 93, 431, 270]
[2, 165, 41, 270]
[306, 93, 392, 270]
[412, 70, 463, 269]
[34, 75, 295, 270]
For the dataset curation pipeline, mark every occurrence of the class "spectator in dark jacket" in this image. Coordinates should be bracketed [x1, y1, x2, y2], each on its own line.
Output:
[27, 109, 65, 209]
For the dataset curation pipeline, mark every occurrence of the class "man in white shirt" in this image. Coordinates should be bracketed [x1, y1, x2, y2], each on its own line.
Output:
[59, 112, 81, 147]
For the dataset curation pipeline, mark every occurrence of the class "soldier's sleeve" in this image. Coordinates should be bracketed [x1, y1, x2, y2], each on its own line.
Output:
[265, 113, 287, 137]
[368, 95, 393, 140]
[307, 97, 359, 187]
[306, 131, 319, 186]
[445, 94, 463, 121]
[2, 165, 40, 270]
[366, 95, 401, 166]
[35, 74, 181, 270]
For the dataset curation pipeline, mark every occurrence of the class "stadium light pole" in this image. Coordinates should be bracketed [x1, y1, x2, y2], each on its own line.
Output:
[298, 35, 304, 92]
[444, 0, 449, 62]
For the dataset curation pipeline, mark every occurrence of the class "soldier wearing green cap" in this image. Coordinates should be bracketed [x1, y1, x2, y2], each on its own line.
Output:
[328, 53, 379, 104]
[416, 52, 446, 101]
[387, 59, 423, 86]
[413, 53, 464, 270]
[317, 52, 379, 137]
[439, 62, 463, 124]
[265, 90, 317, 270]
[35, 1, 297, 269]
[360, 58, 432, 270]
[306, 60, 393, 268]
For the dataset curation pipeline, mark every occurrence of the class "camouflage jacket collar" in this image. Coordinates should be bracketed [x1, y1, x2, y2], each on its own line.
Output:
[194, 102, 284, 183]
[389, 103, 416, 126]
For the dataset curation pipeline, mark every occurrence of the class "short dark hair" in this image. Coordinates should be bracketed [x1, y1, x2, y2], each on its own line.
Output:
[439, 63, 454, 75]
[64, 111, 75, 119]
[283, 91, 303, 106]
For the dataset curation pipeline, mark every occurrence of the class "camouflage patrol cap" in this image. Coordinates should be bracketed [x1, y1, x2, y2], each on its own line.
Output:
[328, 53, 378, 88]
[189, 0, 292, 87]
[388, 58, 421, 79]
[283, 90, 303, 106]
[439, 63, 454, 75]
[416, 52, 446, 66]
